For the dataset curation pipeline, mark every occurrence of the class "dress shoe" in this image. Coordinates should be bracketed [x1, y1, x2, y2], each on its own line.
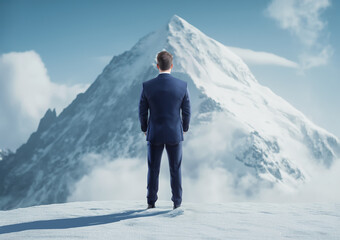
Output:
[173, 203, 181, 210]
[147, 203, 155, 209]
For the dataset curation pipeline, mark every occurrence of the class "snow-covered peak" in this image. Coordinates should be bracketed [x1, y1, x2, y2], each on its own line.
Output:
[167, 14, 191, 33]
[85, 15, 339, 190]
[0, 15, 339, 211]
[101, 14, 257, 93]
[165, 14, 258, 88]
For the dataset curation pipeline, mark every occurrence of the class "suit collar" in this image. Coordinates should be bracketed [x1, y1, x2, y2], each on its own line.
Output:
[157, 73, 172, 78]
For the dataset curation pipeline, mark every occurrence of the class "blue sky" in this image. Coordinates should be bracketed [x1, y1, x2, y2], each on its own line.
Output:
[0, 0, 339, 149]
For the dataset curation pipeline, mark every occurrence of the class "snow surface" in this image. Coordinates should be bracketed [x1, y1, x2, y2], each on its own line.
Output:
[0, 200, 339, 239]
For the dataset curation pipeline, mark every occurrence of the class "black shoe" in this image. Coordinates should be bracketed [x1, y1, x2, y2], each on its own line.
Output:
[173, 203, 181, 210]
[147, 203, 155, 209]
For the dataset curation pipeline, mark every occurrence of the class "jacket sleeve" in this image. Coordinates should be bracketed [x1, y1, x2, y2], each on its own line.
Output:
[138, 83, 149, 132]
[181, 84, 191, 132]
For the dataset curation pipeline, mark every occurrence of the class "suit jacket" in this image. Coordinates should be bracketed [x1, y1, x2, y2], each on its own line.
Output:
[139, 73, 191, 144]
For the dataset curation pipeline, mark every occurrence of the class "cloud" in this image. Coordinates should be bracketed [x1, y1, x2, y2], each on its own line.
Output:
[67, 155, 147, 202]
[227, 46, 299, 68]
[66, 153, 258, 204]
[298, 44, 333, 69]
[265, 0, 332, 69]
[255, 158, 340, 203]
[67, 153, 340, 204]
[98, 47, 299, 70]
[93, 55, 112, 65]
[0, 50, 90, 151]
[67, 111, 340, 204]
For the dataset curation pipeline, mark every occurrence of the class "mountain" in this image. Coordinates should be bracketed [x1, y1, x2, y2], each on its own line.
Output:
[0, 15, 339, 210]
[1, 200, 339, 239]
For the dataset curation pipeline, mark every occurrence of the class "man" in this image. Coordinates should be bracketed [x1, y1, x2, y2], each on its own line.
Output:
[138, 50, 191, 210]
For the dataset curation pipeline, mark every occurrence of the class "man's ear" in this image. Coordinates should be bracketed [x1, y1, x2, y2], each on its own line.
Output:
[156, 64, 159, 69]
[171, 63, 173, 69]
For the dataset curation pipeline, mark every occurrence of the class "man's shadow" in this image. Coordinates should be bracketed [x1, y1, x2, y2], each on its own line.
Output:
[0, 208, 172, 234]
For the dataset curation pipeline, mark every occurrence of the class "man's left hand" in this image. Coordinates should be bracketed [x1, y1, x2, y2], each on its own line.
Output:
[143, 131, 147, 136]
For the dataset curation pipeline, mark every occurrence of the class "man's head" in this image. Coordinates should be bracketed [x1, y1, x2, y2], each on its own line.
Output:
[157, 51, 173, 72]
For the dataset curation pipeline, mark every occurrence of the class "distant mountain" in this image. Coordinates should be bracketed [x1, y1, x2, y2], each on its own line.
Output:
[0, 15, 339, 210]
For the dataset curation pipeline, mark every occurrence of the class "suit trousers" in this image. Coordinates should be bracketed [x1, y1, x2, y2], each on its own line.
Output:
[146, 141, 182, 206]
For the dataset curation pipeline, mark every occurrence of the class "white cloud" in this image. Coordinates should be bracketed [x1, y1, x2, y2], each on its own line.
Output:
[227, 46, 299, 68]
[93, 55, 112, 65]
[255, 158, 340, 203]
[66, 153, 257, 204]
[67, 153, 340, 204]
[298, 44, 334, 69]
[67, 155, 148, 202]
[98, 48, 299, 69]
[0, 50, 90, 150]
[67, 111, 340, 204]
[266, 0, 332, 69]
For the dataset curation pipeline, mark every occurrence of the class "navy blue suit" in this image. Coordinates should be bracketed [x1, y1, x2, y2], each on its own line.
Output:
[139, 72, 191, 206]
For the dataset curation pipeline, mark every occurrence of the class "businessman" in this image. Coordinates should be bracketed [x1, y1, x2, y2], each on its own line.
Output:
[138, 51, 191, 210]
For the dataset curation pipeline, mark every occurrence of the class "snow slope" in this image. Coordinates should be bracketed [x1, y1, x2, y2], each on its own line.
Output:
[0, 200, 339, 239]
[0, 15, 339, 210]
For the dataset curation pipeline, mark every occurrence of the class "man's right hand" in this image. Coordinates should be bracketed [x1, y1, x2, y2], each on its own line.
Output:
[183, 131, 187, 135]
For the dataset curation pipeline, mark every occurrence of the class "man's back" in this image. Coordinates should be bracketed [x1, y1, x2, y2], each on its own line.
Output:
[139, 73, 191, 144]
[140, 50, 188, 209]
